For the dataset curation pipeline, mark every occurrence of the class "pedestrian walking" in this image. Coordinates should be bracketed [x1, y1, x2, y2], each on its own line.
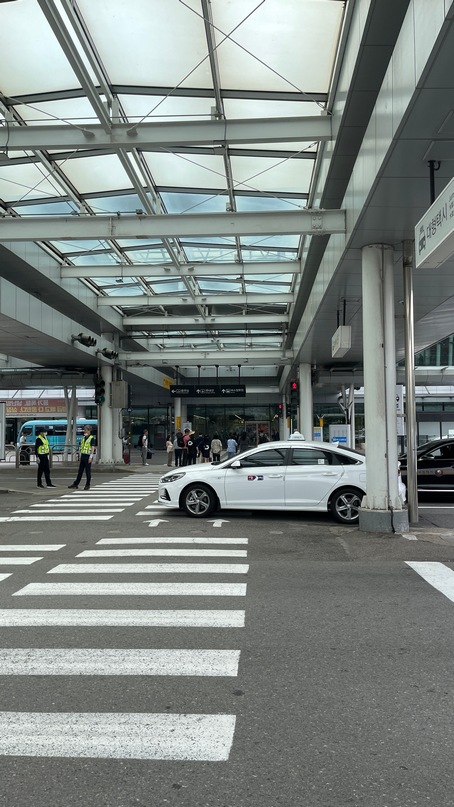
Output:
[238, 432, 249, 453]
[184, 429, 197, 466]
[227, 434, 238, 459]
[165, 435, 174, 466]
[139, 428, 149, 466]
[200, 435, 211, 462]
[68, 424, 96, 491]
[35, 425, 56, 488]
[211, 434, 222, 462]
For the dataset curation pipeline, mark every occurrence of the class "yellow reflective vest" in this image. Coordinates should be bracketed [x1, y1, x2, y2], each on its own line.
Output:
[80, 434, 94, 455]
[36, 435, 50, 455]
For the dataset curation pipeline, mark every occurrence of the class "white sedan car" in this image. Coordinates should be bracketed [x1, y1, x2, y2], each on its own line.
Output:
[158, 440, 368, 524]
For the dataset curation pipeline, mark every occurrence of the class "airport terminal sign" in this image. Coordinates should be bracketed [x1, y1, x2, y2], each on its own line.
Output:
[415, 176, 454, 269]
[170, 385, 246, 398]
[5, 398, 67, 416]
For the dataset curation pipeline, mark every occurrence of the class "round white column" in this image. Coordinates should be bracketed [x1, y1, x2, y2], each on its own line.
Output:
[98, 365, 114, 465]
[298, 363, 313, 440]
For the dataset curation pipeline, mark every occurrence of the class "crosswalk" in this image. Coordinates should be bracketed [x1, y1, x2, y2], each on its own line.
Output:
[0, 475, 161, 522]
[0, 532, 247, 762]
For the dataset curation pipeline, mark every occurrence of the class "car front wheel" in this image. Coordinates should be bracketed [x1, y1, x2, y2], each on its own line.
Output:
[329, 488, 363, 524]
[182, 484, 217, 517]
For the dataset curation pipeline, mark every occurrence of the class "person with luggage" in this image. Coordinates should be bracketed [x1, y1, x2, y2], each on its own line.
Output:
[210, 433, 222, 462]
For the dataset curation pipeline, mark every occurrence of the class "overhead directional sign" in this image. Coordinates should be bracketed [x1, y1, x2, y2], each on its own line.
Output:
[415, 176, 454, 269]
[169, 384, 246, 398]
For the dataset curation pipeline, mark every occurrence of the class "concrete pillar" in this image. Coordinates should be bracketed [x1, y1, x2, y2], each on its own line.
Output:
[281, 396, 290, 440]
[359, 245, 408, 534]
[112, 408, 124, 463]
[98, 365, 114, 465]
[299, 363, 313, 439]
[174, 398, 182, 433]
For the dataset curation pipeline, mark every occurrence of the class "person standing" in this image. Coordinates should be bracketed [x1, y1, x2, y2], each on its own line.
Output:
[185, 430, 198, 466]
[174, 431, 184, 467]
[35, 426, 56, 488]
[200, 435, 211, 463]
[238, 432, 249, 454]
[165, 435, 174, 467]
[140, 429, 149, 466]
[68, 424, 96, 491]
[227, 434, 238, 460]
[210, 433, 222, 462]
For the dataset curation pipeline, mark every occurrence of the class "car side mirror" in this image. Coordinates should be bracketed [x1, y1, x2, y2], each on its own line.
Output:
[230, 460, 241, 468]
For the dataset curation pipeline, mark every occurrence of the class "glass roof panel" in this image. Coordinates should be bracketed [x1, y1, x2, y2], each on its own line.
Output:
[223, 99, 324, 119]
[124, 248, 170, 264]
[78, 0, 213, 89]
[119, 95, 214, 124]
[212, 0, 344, 93]
[184, 246, 238, 263]
[49, 240, 111, 255]
[0, 0, 81, 96]
[57, 155, 133, 194]
[198, 280, 242, 293]
[147, 280, 189, 293]
[11, 200, 78, 216]
[241, 249, 297, 262]
[88, 193, 149, 215]
[116, 239, 163, 248]
[71, 254, 120, 266]
[161, 192, 227, 215]
[235, 196, 305, 212]
[241, 235, 300, 249]
[14, 98, 98, 127]
[102, 286, 144, 297]
[144, 153, 228, 190]
[230, 155, 314, 193]
[0, 163, 66, 202]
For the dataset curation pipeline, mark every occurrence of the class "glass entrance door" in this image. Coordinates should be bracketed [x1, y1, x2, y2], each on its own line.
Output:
[244, 421, 270, 447]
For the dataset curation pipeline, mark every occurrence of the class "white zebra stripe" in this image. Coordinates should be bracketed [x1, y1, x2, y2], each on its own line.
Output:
[0, 558, 43, 565]
[77, 549, 248, 558]
[47, 563, 249, 575]
[0, 648, 240, 677]
[0, 609, 245, 627]
[0, 712, 236, 760]
[97, 536, 248, 545]
[0, 545, 65, 552]
[13, 582, 247, 597]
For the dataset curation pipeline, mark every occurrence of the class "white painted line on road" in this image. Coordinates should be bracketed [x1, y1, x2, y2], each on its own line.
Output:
[0, 516, 113, 522]
[0, 574, 12, 582]
[97, 536, 248, 545]
[0, 712, 236, 760]
[0, 558, 43, 565]
[77, 549, 248, 558]
[0, 545, 65, 552]
[13, 582, 247, 597]
[13, 509, 123, 514]
[418, 506, 454, 510]
[0, 609, 245, 627]
[0, 648, 240, 677]
[26, 506, 125, 510]
[406, 561, 454, 602]
[48, 563, 250, 575]
[403, 534, 418, 541]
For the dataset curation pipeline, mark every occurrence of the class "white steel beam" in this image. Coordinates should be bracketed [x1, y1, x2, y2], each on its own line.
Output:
[99, 293, 293, 307]
[61, 262, 299, 278]
[123, 314, 288, 327]
[122, 350, 293, 366]
[0, 210, 345, 241]
[4, 116, 332, 152]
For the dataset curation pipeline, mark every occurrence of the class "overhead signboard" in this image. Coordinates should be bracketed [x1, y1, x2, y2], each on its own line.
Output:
[5, 398, 67, 416]
[415, 176, 454, 269]
[169, 384, 246, 398]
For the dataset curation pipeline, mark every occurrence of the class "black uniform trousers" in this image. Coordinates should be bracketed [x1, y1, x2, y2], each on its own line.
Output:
[37, 454, 52, 486]
[74, 453, 92, 487]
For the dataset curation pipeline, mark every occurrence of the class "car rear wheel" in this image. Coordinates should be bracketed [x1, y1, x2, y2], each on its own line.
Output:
[329, 488, 363, 524]
[182, 484, 217, 517]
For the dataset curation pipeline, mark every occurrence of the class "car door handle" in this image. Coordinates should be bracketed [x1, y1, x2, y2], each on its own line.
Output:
[322, 472, 339, 476]
[268, 474, 283, 478]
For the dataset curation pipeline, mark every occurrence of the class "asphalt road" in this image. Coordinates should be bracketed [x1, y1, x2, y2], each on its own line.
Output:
[0, 467, 454, 806]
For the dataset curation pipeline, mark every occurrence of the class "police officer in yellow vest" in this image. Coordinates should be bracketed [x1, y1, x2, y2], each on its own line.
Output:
[35, 425, 56, 488]
[68, 425, 96, 491]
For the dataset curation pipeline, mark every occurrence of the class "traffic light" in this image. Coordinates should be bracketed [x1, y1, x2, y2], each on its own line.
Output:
[289, 380, 299, 415]
[94, 374, 106, 405]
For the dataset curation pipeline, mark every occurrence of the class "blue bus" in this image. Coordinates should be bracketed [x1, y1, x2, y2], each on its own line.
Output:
[18, 419, 97, 451]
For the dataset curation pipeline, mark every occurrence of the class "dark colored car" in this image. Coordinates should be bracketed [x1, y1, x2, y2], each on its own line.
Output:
[399, 438, 454, 491]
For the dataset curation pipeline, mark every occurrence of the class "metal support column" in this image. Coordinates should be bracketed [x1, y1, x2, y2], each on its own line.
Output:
[98, 365, 114, 465]
[403, 240, 418, 524]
